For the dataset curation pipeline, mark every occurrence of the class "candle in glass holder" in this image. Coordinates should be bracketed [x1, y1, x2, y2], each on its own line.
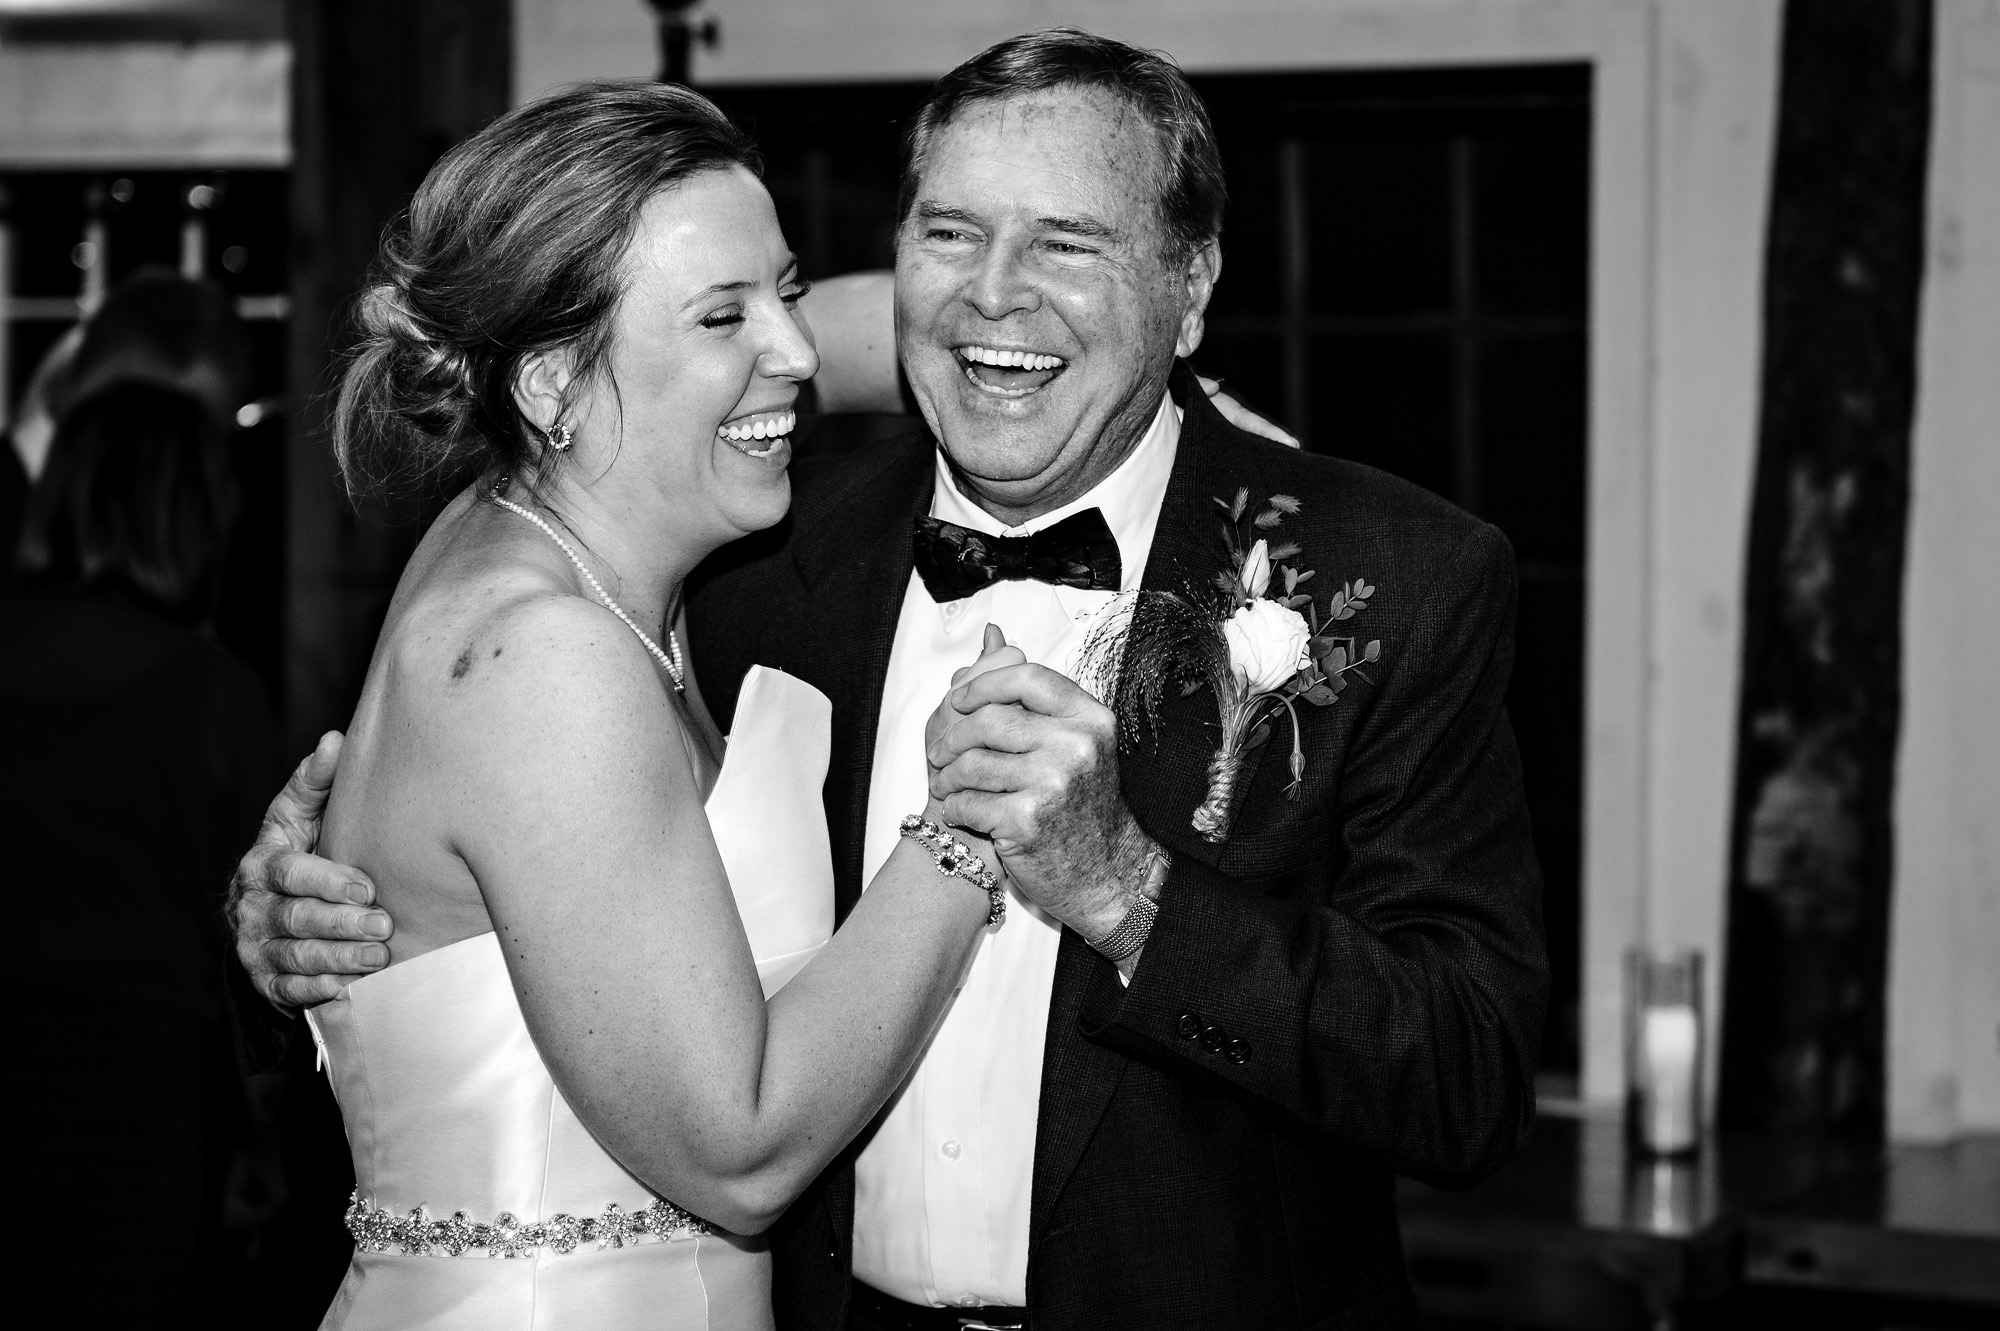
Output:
[1626, 947, 1704, 1156]
[1638, 1003, 1699, 1152]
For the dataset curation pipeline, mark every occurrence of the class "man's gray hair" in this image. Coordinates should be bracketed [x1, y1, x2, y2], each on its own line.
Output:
[896, 27, 1227, 263]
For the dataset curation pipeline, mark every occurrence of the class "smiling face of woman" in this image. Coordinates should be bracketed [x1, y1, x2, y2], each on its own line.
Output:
[562, 166, 818, 553]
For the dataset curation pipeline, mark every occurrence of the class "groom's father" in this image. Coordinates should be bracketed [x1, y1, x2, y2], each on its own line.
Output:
[694, 30, 1546, 1331]
[231, 28, 1546, 1331]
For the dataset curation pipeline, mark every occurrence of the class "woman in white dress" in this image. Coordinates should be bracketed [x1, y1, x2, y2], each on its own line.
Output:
[304, 81, 1011, 1330]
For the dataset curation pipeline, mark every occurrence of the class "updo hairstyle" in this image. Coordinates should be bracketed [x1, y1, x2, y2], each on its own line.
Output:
[333, 81, 762, 498]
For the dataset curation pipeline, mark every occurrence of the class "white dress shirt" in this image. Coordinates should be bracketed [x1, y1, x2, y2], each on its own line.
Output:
[851, 395, 1180, 1309]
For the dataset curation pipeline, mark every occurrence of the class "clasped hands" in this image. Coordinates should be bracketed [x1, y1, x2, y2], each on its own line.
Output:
[933, 626, 1159, 955]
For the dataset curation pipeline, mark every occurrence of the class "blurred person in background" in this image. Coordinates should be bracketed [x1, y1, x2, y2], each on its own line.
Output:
[1, 323, 84, 572]
[4, 268, 254, 556]
[1, 277, 278, 1327]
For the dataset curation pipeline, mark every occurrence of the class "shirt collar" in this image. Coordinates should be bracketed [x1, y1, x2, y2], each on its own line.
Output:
[929, 394, 1180, 594]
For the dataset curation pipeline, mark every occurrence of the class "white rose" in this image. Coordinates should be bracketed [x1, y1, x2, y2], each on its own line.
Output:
[1239, 538, 1273, 599]
[1223, 598, 1312, 693]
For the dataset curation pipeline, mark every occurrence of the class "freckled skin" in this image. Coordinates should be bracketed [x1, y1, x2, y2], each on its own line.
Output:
[894, 87, 1217, 525]
[907, 87, 1223, 962]
[450, 647, 473, 681]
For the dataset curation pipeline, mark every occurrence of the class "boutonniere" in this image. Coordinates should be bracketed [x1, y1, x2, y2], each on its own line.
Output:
[1080, 488, 1381, 843]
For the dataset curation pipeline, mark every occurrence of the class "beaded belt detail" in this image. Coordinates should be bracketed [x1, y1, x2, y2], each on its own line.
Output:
[344, 1190, 711, 1258]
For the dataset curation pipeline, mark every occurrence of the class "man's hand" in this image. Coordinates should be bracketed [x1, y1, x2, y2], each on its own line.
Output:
[227, 732, 390, 1010]
[1198, 373, 1300, 448]
[925, 665, 1154, 943]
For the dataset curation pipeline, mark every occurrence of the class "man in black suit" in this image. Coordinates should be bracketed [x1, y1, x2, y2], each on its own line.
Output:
[232, 28, 1544, 1330]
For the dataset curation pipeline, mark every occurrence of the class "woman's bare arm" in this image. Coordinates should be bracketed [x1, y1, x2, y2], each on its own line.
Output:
[439, 596, 1002, 1235]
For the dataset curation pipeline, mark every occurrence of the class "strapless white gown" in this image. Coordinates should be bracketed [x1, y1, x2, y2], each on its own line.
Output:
[305, 667, 836, 1330]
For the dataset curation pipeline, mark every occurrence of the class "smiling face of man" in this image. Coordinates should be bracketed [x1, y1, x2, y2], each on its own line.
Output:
[894, 85, 1219, 526]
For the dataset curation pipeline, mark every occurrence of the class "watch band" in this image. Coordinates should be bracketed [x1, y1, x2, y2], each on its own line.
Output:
[1086, 889, 1159, 962]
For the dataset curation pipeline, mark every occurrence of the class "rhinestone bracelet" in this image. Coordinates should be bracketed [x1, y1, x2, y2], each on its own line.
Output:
[343, 1190, 709, 1259]
[899, 814, 1005, 929]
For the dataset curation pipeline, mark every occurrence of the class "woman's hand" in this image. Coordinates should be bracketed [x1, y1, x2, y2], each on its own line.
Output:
[1198, 374, 1300, 448]
[925, 625, 1024, 863]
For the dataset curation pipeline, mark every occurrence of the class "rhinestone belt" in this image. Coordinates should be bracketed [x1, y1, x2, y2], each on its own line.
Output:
[344, 1190, 711, 1258]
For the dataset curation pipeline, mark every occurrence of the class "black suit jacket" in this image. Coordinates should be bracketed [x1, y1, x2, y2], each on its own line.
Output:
[688, 364, 1547, 1330]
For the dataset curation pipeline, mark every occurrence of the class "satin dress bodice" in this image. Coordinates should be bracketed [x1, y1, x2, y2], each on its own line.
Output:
[306, 667, 835, 1330]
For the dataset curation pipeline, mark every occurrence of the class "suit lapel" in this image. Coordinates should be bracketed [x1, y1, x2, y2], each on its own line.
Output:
[1030, 366, 1273, 1243]
[1120, 370, 1278, 866]
[790, 440, 937, 917]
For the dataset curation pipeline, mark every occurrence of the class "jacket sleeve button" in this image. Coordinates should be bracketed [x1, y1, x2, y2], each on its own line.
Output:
[1199, 1025, 1225, 1053]
[1177, 1012, 1203, 1040]
[1226, 1038, 1253, 1064]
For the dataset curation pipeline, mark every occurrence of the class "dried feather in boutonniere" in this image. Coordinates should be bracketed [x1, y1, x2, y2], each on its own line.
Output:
[1077, 488, 1381, 843]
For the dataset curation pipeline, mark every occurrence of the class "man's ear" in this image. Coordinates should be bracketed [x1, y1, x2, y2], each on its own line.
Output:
[511, 348, 575, 435]
[1175, 239, 1222, 359]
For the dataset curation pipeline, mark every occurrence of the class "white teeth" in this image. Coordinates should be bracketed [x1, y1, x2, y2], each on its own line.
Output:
[959, 345, 1066, 371]
[718, 410, 795, 444]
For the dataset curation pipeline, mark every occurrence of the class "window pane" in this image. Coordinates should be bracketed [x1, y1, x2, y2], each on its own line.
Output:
[1210, 138, 1283, 315]
[1511, 568, 1584, 1076]
[205, 171, 290, 294]
[710, 83, 925, 278]
[103, 175, 182, 282]
[1196, 332, 1285, 431]
[1306, 139, 1452, 315]
[1476, 133, 1590, 316]
[1307, 333, 1453, 495]
[1476, 332, 1587, 564]
[9, 174, 86, 299]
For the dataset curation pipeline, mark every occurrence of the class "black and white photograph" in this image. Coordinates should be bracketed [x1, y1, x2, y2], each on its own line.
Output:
[1, 2, 1995, 1328]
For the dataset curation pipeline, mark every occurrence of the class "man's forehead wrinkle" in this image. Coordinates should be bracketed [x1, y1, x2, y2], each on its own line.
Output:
[912, 85, 1178, 268]
[1037, 213, 1125, 242]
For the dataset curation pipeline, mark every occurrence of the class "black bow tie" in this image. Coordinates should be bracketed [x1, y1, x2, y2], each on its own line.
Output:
[911, 509, 1122, 603]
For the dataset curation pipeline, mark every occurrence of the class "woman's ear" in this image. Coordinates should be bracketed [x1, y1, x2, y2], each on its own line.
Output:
[511, 349, 575, 434]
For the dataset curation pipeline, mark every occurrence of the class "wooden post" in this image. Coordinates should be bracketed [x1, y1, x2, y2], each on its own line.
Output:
[284, 0, 511, 751]
[1719, 0, 1933, 1141]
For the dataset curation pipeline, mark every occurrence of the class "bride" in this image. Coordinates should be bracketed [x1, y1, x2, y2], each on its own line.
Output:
[302, 81, 1011, 1329]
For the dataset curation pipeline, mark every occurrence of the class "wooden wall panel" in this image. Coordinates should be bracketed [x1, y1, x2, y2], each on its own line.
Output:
[284, 0, 511, 749]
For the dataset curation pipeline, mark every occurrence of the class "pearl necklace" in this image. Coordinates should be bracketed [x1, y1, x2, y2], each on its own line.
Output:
[489, 484, 686, 693]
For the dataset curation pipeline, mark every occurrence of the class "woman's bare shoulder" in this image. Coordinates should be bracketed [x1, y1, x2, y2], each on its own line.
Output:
[385, 505, 645, 695]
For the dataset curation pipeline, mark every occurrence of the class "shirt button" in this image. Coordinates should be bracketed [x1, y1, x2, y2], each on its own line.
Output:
[941, 1139, 963, 1161]
[958, 1295, 982, 1308]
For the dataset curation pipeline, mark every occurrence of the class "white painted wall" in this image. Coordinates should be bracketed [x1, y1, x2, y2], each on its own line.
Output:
[0, 41, 288, 167]
[1634, 0, 1782, 1108]
[1890, 0, 2000, 1142]
[514, 0, 654, 101]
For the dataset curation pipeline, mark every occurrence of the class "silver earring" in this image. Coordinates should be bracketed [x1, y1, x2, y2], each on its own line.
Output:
[545, 422, 573, 453]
